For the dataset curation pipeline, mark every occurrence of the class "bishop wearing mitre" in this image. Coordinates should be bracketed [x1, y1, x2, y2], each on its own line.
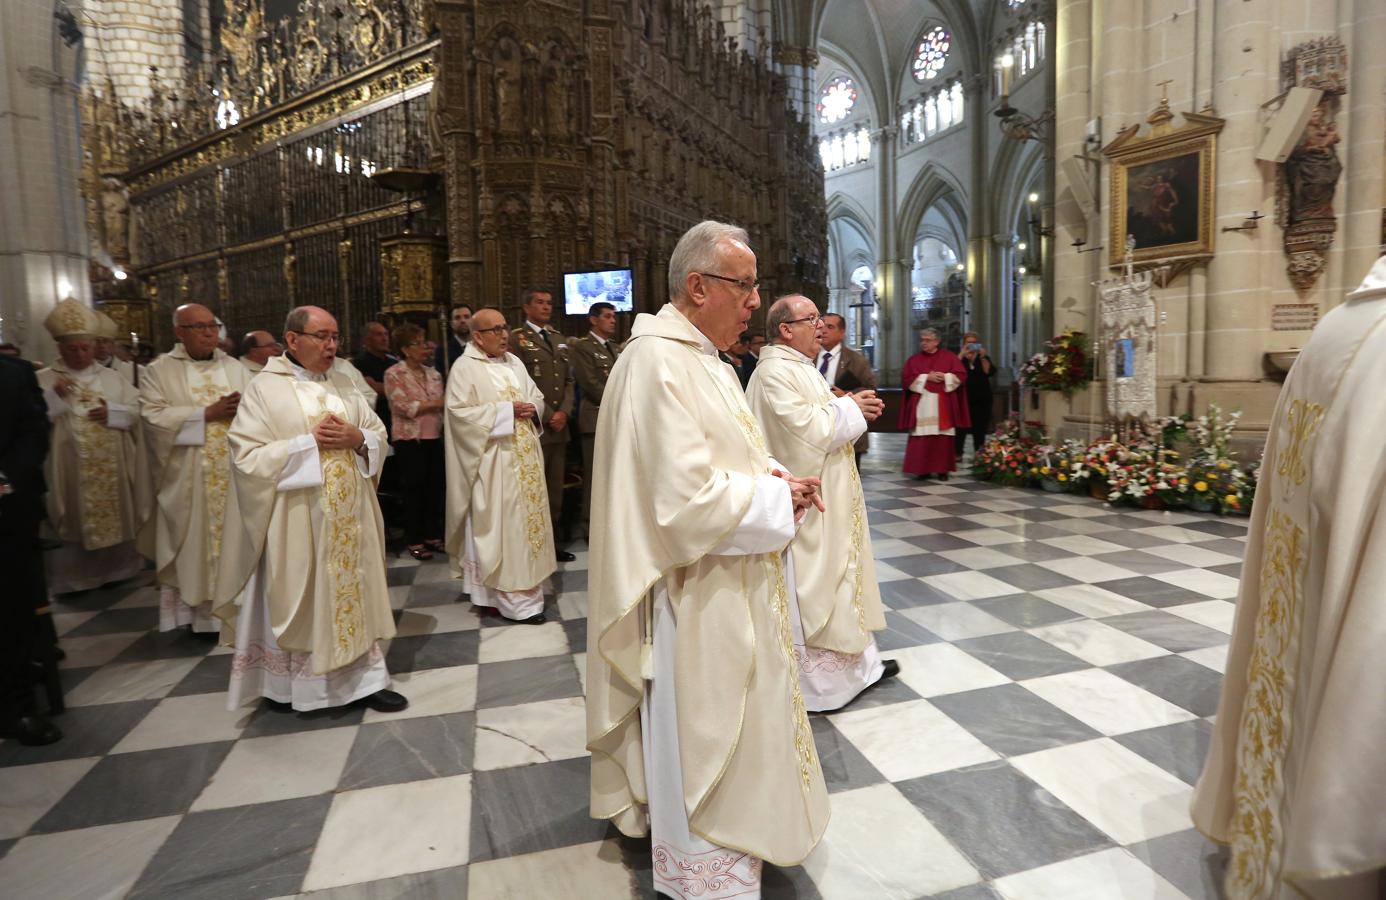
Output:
[443, 307, 555, 624]
[93, 310, 137, 384]
[215, 305, 404, 713]
[139, 303, 251, 634]
[36, 299, 145, 594]
[1191, 255, 1386, 900]
[745, 294, 897, 711]
[587, 221, 829, 898]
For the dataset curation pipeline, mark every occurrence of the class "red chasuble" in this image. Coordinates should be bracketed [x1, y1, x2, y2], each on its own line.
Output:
[898, 349, 970, 475]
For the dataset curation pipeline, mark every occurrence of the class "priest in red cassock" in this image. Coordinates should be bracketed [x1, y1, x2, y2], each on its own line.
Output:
[899, 328, 969, 480]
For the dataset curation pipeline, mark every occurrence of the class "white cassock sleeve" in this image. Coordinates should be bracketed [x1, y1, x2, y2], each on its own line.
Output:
[909, 374, 929, 394]
[276, 433, 322, 491]
[709, 474, 795, 556]
[175, 410, 206, 445]
[357, 430, 382, 478]
[829, 395, 867, 451]
[105, 402, 136, 431]
[41, 387, 69, 421]
[489, 400, 515, 438]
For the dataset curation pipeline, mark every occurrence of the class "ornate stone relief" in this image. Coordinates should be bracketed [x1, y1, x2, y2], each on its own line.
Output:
[1100, 239, 1159, 422]
[1277, 37, 1347, 292]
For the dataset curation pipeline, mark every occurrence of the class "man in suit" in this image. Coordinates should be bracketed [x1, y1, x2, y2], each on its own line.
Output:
[570, 301, 622, 539]
[0, 353, 61, 745]
[510, 288, 577, 561]
[817, 313, 877, 468]
[435, 303, 472, 375]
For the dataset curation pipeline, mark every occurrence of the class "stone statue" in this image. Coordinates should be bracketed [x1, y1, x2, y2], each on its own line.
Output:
[494, 40, 523, 135]
[544, 49, 570, 140]
[1285, 105, 1342, 223]
[100, 176, 130, 263]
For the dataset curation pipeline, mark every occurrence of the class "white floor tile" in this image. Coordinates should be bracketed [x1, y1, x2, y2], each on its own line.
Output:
[936, 547, 1027, 570]
[393, 604, 483, 637]
[1021, 669, 1197, 736]
[802, 783, 981, 898]
[872, 538, 923, 559]
[872, 561, 913, 583]
[891, 506, 954, 522]
[191, 726, 359, 811]
[874, 520, 940, 538]
[55, 632, 144, 670]
[970, 499, 1032, 512]
[953, 528, 1028, 547]
[890, 643, 1010, 697]
[111, 692, 253, 754]
[1150, 568, 1241, 599]
[108, 587, 159, 609]
[1029, 620, 1169, 667]
[1181, 645, 1229, 673]
[409, 564, 457, 585]
[1046, 518, 1113, 536]
[0, 816, 182, 899]
[1011, 740, 1196, 845]
[962, 512, 1030, 528]
[993, 847, 1188, 900]
[362, 664, 478, 723]
[556, 591, 588, 621]
[1037, 556, 1139, 584]
[1142, 544, 1242, 568]
[473, 696, 588, 770]
[1133, 525, 1212, 544]
[573, 651, 587, 693]
[1040, 535, 1130, 557]
[302, 774, 472, 891]
[0, 757, 99, 840]
[50, 611, 100, 637]
[919, 571, 1020, 601]
[477, 622, 570, 663]
[1045, 504, 1112, 519]
[899, 602, 1016, 641]
[63, 657, 202, 707]
[1035, 585, 1151, 619]
[1165, 599, 1237, 633]
[830, 699, 998, 781]
[467, 839, 639, 899]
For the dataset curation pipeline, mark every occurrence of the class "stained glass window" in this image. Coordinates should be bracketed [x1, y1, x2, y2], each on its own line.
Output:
[817, 76, 857, 125]
[912, 26, 951, 81]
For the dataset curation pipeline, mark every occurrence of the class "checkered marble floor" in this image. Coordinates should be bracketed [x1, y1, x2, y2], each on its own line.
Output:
[0, 434, 1242, 899]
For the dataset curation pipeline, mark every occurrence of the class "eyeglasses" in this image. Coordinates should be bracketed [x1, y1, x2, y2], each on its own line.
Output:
[698, 272, 761, 297]
[472, 324, 509, 336]
[291, 330, 341, 344]
[783, 314, 823, 328]
[177, 322, 219, 332]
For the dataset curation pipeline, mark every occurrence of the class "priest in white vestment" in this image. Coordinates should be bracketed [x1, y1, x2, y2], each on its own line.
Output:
[1191, 254, 1386, 900]
[238, 330, 283, 375]
[745, 294, 896, 711]
[443, 307, 555, 624]
[139, 303, 251, 634]
[94, 310, 138, 385]
[36, 299, 145, 594]
[215, 305, 405, 714]
[587, 221, 829, 899]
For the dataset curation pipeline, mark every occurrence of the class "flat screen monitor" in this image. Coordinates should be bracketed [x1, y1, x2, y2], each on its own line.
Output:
[563, 268, 634, 315]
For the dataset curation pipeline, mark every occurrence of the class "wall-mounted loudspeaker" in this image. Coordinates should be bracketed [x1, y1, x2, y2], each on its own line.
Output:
[1255, 87, 1324, 163]
[1059, 156, 1096, 217]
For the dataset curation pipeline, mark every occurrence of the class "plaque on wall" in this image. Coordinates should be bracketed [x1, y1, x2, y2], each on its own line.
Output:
[1271, 304, 1319, 331]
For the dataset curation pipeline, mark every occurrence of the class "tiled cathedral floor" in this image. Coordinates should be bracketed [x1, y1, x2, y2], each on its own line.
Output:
[0, 436, 1238, 899]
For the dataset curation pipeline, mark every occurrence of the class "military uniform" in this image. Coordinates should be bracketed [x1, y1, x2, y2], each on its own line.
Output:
[570, 332, 622, 535]
[511, 322, 575, 530]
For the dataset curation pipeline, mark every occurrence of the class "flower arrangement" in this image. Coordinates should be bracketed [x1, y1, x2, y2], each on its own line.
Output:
[1017, 330, 1094, 397]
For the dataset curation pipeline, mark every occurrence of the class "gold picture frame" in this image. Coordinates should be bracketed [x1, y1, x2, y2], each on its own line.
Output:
[1103, 97, 1224, 278]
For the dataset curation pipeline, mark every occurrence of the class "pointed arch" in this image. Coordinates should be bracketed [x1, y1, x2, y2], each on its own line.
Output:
[895, 160, 969, 258]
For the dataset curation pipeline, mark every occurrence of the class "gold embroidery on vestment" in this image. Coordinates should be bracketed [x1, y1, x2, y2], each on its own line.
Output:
[1275, 399, 1324, 488]
[68, 378, 122, 549]
[502, 385, 548, 557]
[190, 372, 232, 597]
[1228, 506, 1306, 898]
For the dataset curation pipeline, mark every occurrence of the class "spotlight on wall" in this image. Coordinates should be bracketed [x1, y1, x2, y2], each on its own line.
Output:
[113, 267, 128, 281]
[57, 278, 73, 298]
[1028, 192, 1039, 204]
[955, 263, 966, 273]
[1017, 241, 1028, 251]
[1017, 265, 1028, 275]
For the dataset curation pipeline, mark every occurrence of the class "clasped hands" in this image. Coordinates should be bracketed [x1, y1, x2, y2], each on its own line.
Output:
[204, 392, 241, 421]
[772, 468, 825, 524]
[314, 413, 365, 453]
[55, 377, 111, 424]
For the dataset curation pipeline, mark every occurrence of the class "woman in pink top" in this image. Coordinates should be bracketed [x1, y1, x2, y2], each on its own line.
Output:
[385, 324, 445, 560]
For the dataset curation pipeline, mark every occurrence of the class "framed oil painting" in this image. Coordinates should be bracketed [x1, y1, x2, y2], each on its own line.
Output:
[1104, 100, 1224, 274]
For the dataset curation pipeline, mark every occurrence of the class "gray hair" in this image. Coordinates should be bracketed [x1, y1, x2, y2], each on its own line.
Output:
[668, 220, 749, 301]
[919, 327, 941, 340]
[284, 306, 313, 335]
[766, 294, 809, 342]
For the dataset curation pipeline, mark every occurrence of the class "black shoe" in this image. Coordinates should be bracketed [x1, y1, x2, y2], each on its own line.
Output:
[519, 613, 547, 625]
[262, 698, 294, 713]
[912, 473, 933, 481]
[193, 629, 220, 643]
[556, 550, 576, 562]
[938, 473, 950, 482]
[0, 714, 63, 746]
[879, 659, 901, 681]
[361, 689, 409, 713]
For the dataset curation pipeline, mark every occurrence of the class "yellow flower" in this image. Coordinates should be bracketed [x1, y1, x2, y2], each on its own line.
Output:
[1057, 474, 1068, 482]
[1226, 493, 1238, 503]
[1040, 466, 1051, 475]
[1178, 477, 1189, 486]
[1208, 472, 1218, 481]
[1194, 481, 1208, 492]
[1218, 460, 1230, 470]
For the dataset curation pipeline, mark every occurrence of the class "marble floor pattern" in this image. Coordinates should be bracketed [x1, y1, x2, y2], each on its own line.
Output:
[0, 435, 1239, 899]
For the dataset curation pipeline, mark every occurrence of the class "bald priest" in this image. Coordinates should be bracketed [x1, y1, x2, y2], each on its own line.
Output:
[215, 305, 405, 713]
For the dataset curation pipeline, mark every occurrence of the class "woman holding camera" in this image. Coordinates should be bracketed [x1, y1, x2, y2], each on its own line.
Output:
[956, 331, 993, 459]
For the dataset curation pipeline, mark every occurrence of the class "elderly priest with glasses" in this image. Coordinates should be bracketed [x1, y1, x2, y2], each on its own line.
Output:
[214, 305, 404, 714]
[140, 302, 252, 636]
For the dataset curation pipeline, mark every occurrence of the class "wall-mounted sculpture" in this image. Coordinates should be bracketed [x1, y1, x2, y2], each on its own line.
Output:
[1277, 37, 1347, 293]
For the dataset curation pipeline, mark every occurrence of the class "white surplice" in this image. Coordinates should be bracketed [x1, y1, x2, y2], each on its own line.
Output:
[444, 342, 556, 620]
[745, 344, 889, 712]
[217, 354, 393, 710]
[1191, 255, 1386, 900]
